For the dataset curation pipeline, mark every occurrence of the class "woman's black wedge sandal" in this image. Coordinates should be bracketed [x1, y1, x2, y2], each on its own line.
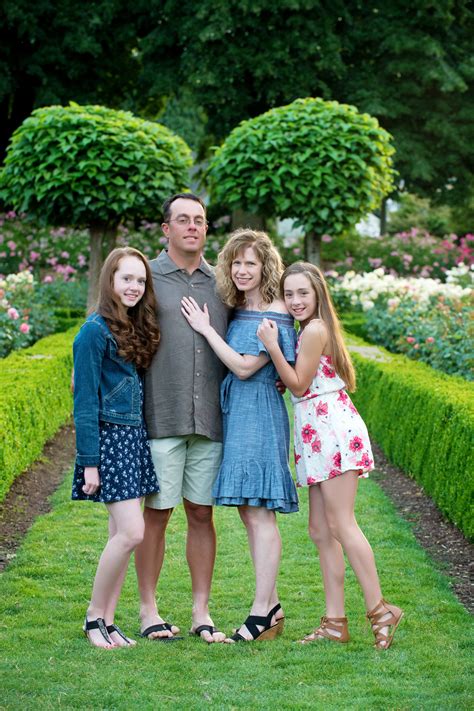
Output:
[231, 609, 280, 642]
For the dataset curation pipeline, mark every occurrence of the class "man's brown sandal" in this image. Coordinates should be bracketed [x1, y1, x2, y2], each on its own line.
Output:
[299, 615, 350, 644]
[366, 598, 404, 650]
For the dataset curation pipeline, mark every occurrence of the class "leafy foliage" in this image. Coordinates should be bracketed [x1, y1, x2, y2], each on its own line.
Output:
[134, 0, 474, 204]
[0, 326, 77, 502]
[207, 97, 395, 262]
[350, 336, 474, 539]
[0, 103, 192, 226]
[365, 294, 474, 381]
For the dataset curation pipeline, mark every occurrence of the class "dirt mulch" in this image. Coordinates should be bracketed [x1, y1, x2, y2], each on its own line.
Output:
[0, 424, 472, 614]
[0, 422, 76, 571]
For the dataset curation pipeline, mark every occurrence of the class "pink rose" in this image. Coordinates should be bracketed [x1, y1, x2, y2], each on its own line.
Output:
[19, 322, 30, 334]
[7, 307, 19, 320]
[426, 337, 435, 344]
[406, 336, 415, 344]
[311, 437, 322, 453]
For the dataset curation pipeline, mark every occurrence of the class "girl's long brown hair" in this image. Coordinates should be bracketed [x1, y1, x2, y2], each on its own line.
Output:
[216, 229, 284, 307]
[282, 262, 356, 391]
[97, 247, 160, 370]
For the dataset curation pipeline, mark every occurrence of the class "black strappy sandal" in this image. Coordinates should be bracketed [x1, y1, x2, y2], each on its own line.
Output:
[106, 623, 134, 645]
[268, 603, 285, 636]
[230, 610, 280, 642]
[83, 617, 114, 647]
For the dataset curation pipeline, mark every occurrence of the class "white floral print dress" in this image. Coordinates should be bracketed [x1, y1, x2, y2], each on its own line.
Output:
[292, 344, 374, 487]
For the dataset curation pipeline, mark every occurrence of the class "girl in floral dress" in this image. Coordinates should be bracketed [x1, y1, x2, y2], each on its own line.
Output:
[257, 262, 404, 650]
[72, 247, 160, 648]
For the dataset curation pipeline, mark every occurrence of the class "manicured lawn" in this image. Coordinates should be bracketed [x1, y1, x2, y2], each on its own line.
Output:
[0, 468, 472, 710]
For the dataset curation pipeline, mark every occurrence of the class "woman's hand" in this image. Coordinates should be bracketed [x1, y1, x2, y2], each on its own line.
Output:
[83, 467, 100, 496]
[257, 318, 279, 348]
[181, 296, 212, 336]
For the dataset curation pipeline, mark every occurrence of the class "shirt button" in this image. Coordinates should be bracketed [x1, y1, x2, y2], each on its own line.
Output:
[195, 394, 199, 399]
[190, 284, 195, 288]
[196, 349, 202, 354]
[196, 372, 200, 377]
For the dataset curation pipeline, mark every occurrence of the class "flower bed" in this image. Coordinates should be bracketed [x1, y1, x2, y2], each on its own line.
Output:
[0, 270, 87, 357]
[332, 266, 473, 380]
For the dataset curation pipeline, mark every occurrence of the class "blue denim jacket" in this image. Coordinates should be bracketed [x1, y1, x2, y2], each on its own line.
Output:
[73, 312, 142, 467]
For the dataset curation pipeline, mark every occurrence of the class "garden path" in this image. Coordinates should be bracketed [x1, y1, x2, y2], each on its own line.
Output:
[0, 422, 472, 613]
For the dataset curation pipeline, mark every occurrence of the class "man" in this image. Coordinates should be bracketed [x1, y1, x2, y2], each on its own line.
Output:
[135, 193, 230, 643]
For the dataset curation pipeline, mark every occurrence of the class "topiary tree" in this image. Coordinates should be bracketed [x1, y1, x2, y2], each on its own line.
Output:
[207, 97, 395, 265]
[0, 103, 192, 306]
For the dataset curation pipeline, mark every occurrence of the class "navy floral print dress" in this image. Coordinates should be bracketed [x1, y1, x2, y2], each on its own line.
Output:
[72, 380, 159, 503]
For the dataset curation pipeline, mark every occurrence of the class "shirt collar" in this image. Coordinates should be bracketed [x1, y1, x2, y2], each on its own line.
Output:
[156, 250, 214, 277]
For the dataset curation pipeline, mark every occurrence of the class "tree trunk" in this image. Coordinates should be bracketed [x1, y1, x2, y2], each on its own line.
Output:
[304, 230, 321, 266]
[87, 222, 118, 309]
[379, 197, 388, 236]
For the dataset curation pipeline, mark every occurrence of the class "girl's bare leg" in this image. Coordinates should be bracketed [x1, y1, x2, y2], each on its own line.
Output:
[308, 484, 346, 621]
[319, 472, 382, 610]
[86, 498, 144, 648]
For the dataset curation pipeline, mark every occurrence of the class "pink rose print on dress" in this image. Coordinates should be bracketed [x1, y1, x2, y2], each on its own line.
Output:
[322, 363, 336, 378]
[349, 436, 364, 452]
[349, 401, 358, 414]
[307, 476, 317, 485]
[316, 401, 328, 416]
[302, 388, 311, 397]
[329, 469, 341, 479]
[333, 452, 341, 469]
[311, 437, 322, 453]
[294, 452, 301, 465]
[301, 424, 316, 443]
[357, 453, 373, 469]
[337, 391, 348, 404]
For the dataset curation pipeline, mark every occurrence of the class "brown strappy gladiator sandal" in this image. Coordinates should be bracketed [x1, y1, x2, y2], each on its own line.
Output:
[299, 615, 350, 644]
[366, 598, 404, 650]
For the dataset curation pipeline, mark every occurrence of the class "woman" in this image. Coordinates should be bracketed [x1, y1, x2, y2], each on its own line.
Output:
[181, 229, 298, 642]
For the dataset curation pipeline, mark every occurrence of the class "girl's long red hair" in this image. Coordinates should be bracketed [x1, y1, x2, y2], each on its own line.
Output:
[97, 247, 160, 370]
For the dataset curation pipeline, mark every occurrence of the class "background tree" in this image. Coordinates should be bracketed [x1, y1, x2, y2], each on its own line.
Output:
[135, 0, 474, 208]
[207, 98, 395, 265]
[0, 103, 192, 306]
[0, 0, 140, 162]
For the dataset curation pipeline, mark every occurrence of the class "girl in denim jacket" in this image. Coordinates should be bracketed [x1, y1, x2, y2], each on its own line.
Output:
[72, 247, 160, 648]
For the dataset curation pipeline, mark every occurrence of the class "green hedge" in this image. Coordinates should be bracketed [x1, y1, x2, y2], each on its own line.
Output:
[348, 336, 474, 540]
[0, 324, 80, 503]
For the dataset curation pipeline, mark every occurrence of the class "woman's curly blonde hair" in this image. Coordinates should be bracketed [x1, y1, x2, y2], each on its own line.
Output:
[216, 229, 284, 308]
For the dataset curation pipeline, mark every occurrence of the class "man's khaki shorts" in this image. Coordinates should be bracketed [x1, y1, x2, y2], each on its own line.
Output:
[145, 435, 222, 510]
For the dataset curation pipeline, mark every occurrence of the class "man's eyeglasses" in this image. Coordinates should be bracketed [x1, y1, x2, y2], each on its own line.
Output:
[167, 216, 208, 227]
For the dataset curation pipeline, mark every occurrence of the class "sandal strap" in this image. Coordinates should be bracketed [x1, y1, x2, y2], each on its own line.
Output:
[242, 614, 271, 639]
[106, 623, 130, 643]
[84, 617, 112, 644]
[318, 616, 348, 638]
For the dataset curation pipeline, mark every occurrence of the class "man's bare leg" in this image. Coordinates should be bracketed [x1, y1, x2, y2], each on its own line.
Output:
[184, 499, 226, 643]
[134, 506, 180, 639]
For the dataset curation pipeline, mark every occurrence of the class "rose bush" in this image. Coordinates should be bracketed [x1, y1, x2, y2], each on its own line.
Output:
[331, 266, 473, 380]
[0, 271, 56, 357]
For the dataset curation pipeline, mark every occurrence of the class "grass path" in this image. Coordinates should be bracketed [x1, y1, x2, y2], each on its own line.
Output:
[0, 468, 472, 710]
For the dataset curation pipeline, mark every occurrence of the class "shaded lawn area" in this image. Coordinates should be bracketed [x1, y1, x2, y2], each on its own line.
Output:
[0, 470, 472, 710]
